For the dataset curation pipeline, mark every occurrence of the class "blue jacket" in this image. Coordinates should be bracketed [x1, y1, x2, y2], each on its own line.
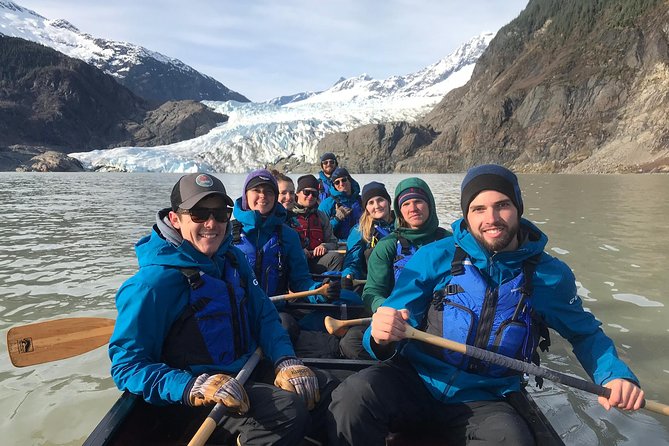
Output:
[364, 218, 639, 403]
[318, 171, 334, 202]
[109, 209, 295, 406]
[341, 219, 394, 280]
[318, 179, 363, 241]
[232, 198, 323, 302]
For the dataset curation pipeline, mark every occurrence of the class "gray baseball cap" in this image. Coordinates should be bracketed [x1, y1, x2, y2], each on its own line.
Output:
[170, 173, 233, 210]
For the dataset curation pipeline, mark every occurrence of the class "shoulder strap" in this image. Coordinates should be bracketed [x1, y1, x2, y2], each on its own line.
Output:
[397, 235, 412, 256]
[179, 267, 204, 290]
[231, 220, 243, 244]
[450, 245, 468, 276]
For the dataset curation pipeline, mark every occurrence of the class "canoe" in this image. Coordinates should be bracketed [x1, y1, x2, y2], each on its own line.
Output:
[84, 358, 563, 446]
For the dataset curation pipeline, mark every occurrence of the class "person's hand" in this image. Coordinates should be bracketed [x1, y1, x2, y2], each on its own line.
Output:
[335, 204, 352, 221]
[312, 244, 327, 257]
[371, 307, 410, 345]
[598, 378, 645, 411]
[341, 274, 354, 290]
[188, 373, 250, 414]
[274, 358, 320, 410]
[323, 278, 341, 301]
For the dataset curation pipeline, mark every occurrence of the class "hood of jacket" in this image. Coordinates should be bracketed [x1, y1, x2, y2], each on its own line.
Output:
[232, 197, 287, 246]
[393, 177, 440, 244]
[328, 175, 361, 205]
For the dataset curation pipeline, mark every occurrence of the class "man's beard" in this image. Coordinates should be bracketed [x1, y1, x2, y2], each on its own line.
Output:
[472, 222, 519, 252]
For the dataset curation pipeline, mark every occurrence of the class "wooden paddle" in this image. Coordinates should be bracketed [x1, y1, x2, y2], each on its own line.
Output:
[269, 283, 329, 302]
[7, 317, 115, 367]
[188, 347, 262, 446]
[324, 316, 371, 337]
[323, 317, 669, 416]
[7, 285, 331, 367]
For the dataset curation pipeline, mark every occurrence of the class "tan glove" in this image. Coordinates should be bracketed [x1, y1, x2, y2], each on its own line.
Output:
[188, 373, 250, 414]
[274, 358, 320, 410]
[335, 204, 352, 221]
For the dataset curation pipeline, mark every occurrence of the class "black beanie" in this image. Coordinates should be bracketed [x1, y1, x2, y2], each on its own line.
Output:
[296, 174, 320, 192]
[460, 164, 523, 216]
[361, 181, 391, 206]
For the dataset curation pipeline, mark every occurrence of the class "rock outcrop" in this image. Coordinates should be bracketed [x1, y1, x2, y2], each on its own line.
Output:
[320, 0, 669, 173]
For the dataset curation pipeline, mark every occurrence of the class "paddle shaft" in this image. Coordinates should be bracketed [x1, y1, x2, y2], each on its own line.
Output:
[269, 284, 328, 302]
[310, 273, 366, 287]
[324, 316, 371, 337]
[403, 326, 669, 416]
[188, 348, 262, 446]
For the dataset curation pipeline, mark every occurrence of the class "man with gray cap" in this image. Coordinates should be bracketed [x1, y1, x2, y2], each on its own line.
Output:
[328, 164, 644, 445]
[109, 173, 327, 445]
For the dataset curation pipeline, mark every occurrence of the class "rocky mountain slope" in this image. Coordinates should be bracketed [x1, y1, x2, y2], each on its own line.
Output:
[324, 0, 669, 173]
[0, 36, 227, 171]
[0, 1, 248, 104]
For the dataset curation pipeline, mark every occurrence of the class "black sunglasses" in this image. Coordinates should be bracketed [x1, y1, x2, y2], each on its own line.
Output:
[322, 160, 336, 166]
[334, 177, 348, 186]
[180, 207, 232, 223]
[301, 189, 318, 197]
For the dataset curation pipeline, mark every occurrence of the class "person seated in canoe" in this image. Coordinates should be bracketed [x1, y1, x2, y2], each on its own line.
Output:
[289, 174, 344, 274]
[328, 164, 645, 445]
[271, 169, 297, 220]
[318, 167, 363, 242]
[361, 177, 450, 314]
[108, 173, 333, 446]
[317, 151, 338, 202]
[337, 181, 395, 359]
[233, 169, 358, 358]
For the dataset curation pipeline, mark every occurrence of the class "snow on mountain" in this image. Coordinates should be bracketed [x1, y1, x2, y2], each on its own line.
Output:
[0, 1, 246, 102]
[69, 31, 494, 173]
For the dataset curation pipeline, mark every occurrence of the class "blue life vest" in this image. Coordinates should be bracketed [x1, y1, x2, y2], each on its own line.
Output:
[231, 221, 288, 297]
[318, 177, 333, 202]
[424, 246, 545, 378]
[161, 253, 249, 370]
[362, 221, 394, 274]
[392, 236, 417, 281]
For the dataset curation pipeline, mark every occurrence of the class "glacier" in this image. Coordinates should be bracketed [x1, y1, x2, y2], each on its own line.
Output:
[70, 32, 493, 173]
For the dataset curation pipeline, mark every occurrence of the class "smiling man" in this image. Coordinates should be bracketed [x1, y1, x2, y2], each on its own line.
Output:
[109, 173, 327, 445]
[328, 164, 644, 446]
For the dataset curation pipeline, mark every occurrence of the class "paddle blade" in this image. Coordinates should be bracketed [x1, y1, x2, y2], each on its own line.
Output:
[7, 317, 115, 367]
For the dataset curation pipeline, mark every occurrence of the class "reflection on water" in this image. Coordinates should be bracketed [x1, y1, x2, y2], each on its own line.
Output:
[1, 172, 668, 445]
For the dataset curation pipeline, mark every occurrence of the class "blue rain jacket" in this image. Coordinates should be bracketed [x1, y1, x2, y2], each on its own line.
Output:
[109, 209, 295, 406]
[364, 218, 639, 403]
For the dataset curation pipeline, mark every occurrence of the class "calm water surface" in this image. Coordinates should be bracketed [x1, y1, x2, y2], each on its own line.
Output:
[1, 172, 668, 445]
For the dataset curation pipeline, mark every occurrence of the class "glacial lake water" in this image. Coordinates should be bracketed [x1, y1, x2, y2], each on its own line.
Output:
[1, 172, 668, 445]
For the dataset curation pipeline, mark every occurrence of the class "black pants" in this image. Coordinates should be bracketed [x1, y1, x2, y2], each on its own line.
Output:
[327, 356, 535, 446]
[338, 325, 371, 360]
[211, 359, 340, 445]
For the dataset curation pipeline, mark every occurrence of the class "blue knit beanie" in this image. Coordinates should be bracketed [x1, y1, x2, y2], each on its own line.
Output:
[460, 164, 523, 216]
[242, 169, 279, 210]
[320, 152, 337, 163]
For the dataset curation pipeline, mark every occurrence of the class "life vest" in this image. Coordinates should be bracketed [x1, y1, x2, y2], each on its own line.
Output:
[318, 177, 333, 202]
[294, 211, 325, 250]
[161, 252, 249, 370]
[392, 236, 416, 281]
[423, 246, 549, 378]
[363, 222, 393, 267]
[231, 220, 288, 296]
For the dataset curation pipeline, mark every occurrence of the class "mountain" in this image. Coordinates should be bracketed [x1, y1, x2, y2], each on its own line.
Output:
[328, 0, 669, 173]
[0, 1, 248, 104]
[69, 33, 494, 173]
[0, 35, 227, 171]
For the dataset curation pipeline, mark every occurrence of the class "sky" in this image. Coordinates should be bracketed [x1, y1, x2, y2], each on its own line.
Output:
[19, 0, 529, 102]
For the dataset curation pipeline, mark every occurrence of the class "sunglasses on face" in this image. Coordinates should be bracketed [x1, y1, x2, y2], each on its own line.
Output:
[322, 160, 336, 166]
[333, 177, 348, 186]
[302, 189, 318, 197]
[180, 207, 232, 223]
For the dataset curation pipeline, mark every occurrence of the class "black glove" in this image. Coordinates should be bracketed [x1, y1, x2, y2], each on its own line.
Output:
[323, 278, 341, 301]
[341, 275, 354, 290]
